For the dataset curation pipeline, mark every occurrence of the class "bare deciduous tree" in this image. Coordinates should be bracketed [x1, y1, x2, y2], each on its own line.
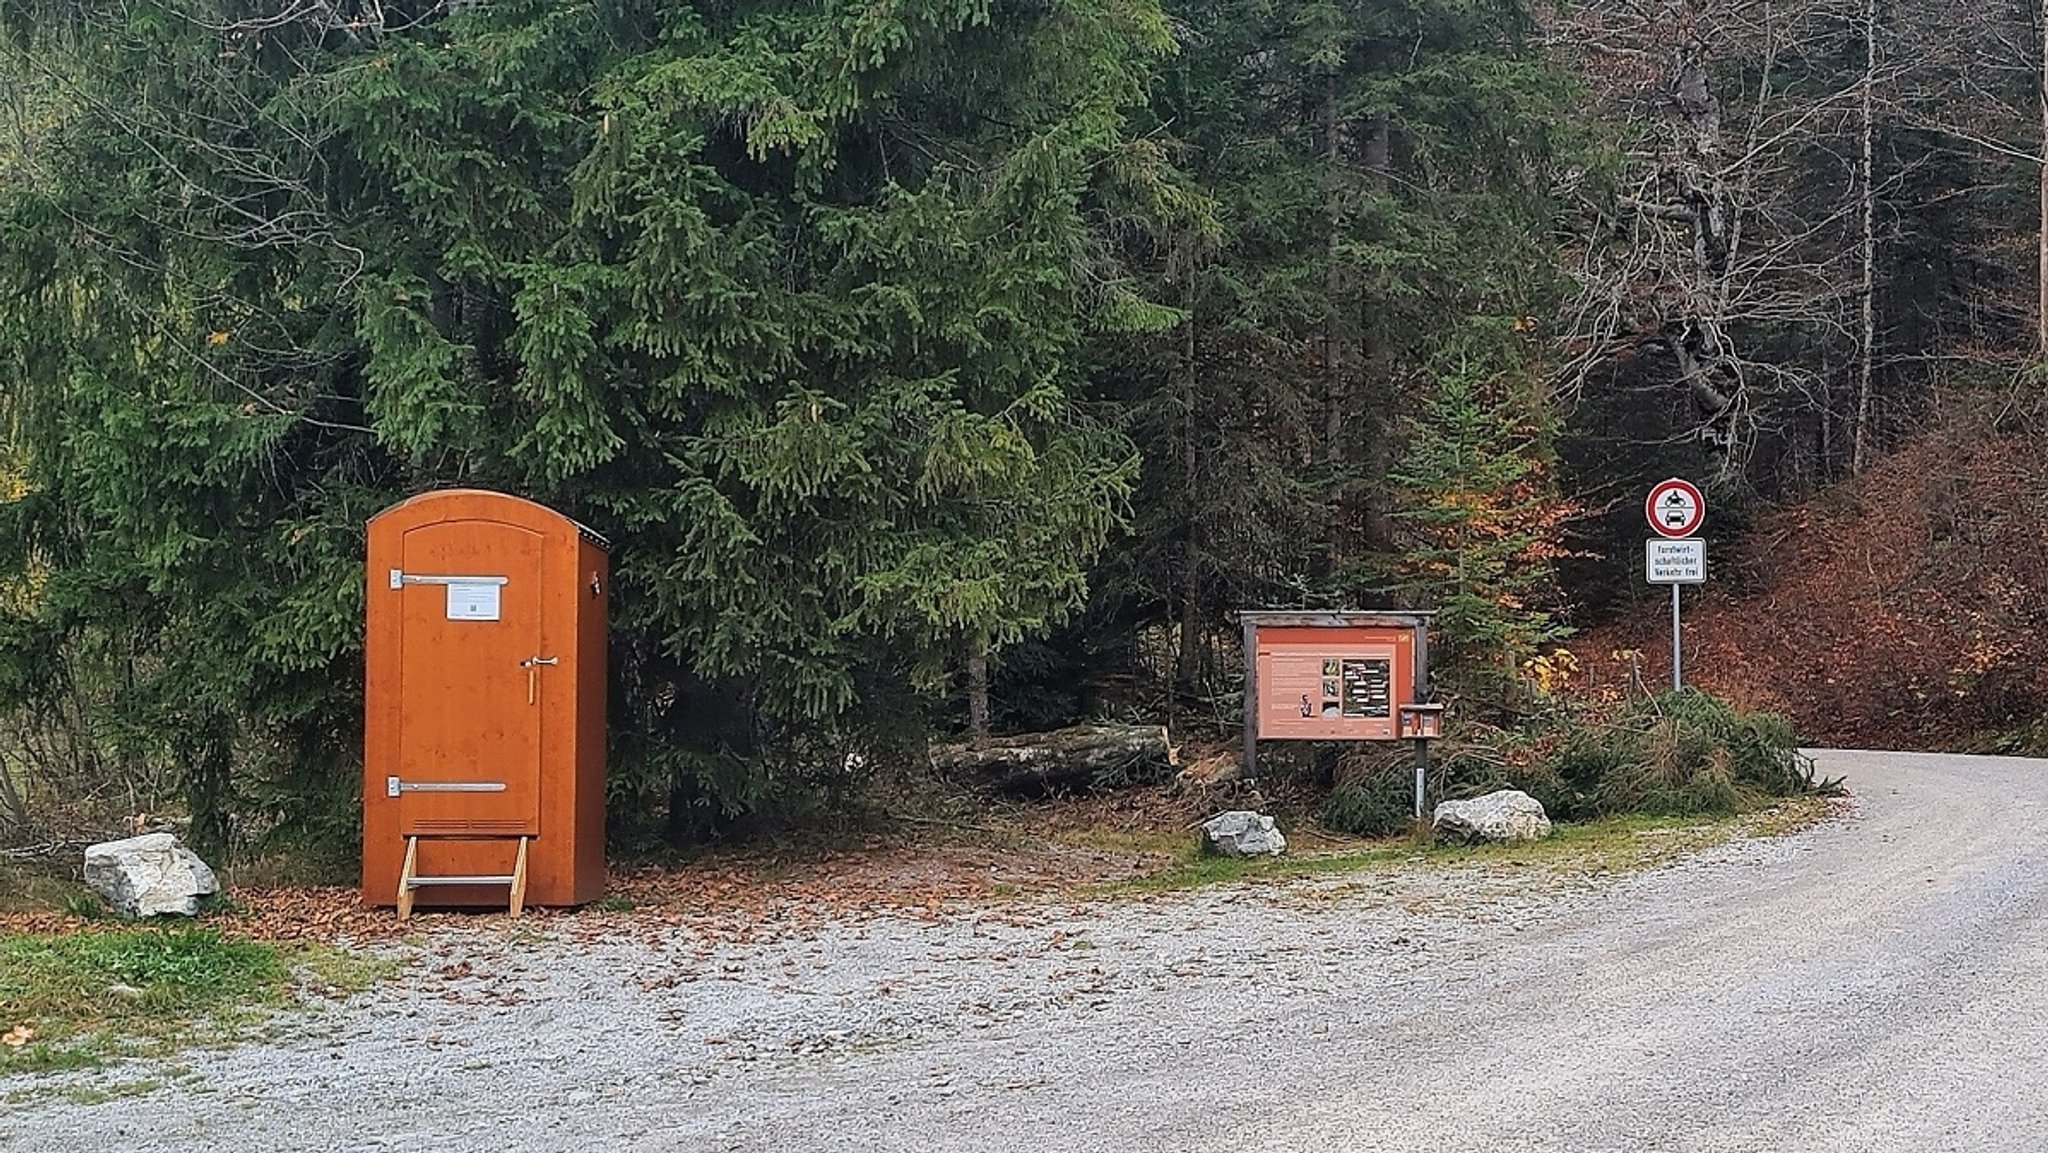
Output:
[1552, 0, 1881, 485]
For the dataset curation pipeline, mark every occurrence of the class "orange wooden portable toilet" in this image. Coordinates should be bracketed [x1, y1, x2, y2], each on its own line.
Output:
[361, 489, 607, 915]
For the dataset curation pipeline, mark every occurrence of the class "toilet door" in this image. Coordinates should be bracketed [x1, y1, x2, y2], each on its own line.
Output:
[389, 518, 545, 836]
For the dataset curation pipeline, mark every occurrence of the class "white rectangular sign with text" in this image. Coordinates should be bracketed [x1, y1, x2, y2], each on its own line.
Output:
[445, 580, 503, 621]
[1645, 539, 1706, 585]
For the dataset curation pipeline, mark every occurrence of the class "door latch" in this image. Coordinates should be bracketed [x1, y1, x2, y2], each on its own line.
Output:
[520, 656, 558, 704]
[387, 776, 508, 797]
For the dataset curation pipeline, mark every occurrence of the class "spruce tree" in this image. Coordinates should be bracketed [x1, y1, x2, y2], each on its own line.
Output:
[0, 1, 1170, 846]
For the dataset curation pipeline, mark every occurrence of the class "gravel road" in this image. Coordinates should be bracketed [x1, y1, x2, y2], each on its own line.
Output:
[6, 749, 2045, 1152]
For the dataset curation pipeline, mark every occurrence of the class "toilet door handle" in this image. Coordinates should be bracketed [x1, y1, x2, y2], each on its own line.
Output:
[520, 656, 558, 704]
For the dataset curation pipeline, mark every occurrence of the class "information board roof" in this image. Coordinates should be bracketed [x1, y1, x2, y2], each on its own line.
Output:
[1239, 609, 1434, 627]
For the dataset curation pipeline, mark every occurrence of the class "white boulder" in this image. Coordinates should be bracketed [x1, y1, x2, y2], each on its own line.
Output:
[1201, 810, 1287, 858]
[83, 833, 220, 917]
[1433, 789, 1553, 844]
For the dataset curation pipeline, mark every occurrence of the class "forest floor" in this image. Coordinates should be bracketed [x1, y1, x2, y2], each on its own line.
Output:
[7, 750, 2043, 1152]
[0, 781, 1827, 1092]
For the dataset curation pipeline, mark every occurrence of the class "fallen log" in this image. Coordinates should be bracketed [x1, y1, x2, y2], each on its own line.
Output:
[931, 724, 1177, 797]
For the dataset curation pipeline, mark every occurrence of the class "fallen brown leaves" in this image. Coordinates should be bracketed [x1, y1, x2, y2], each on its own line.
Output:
[0, 783, 1247, 948]
[0, 910, 81, 936]
[1579, 418, 2048, 751]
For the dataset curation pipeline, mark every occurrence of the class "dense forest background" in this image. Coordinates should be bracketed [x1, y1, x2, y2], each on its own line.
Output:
[1, 0, 2043, 860]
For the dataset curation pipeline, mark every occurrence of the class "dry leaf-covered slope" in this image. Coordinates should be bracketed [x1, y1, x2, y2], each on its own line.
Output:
[1586, 419, 2048, 752]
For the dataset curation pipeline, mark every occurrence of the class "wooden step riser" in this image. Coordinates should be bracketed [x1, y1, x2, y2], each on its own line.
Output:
[397, 835, 529, 919]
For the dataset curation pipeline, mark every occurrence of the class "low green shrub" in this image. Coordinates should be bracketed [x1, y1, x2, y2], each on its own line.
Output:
[1319, 776, 1415, 838]
[1426, 690, 1830, 825]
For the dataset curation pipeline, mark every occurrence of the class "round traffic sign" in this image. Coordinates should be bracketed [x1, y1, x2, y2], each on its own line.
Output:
[1646, 478, 1705, 538]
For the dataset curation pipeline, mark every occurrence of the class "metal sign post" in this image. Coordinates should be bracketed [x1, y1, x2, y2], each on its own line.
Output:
[1644, 480, 1707, 692]
[1415, 742, 1427, 821]
[1670, 583, 1682, 692]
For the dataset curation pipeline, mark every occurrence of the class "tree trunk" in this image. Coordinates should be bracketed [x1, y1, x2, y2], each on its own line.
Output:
[1317, 72, 1348, 582]
[1853, 0, 1877, 475]
[966, 645, 990, 749]
[178, 718, 234, 864]
[1359, 113, 1394, 549]
[1176, 307, 1200, 699]
[0, 739, 26, 836]
[1322, 73, 1346, 472]
[931, 724, 1177, 796]
[2039, 7, 2047, 355]
[1667, 19, 1744, 475]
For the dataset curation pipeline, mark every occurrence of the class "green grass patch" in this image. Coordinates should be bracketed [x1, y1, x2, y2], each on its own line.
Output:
[5, 1075, 167, 1107]
[0, 926, 389, 1075]
[1106, 799, 1832, 897]
[1111, 846, 1408, 894]
[292, 945, 404, 996]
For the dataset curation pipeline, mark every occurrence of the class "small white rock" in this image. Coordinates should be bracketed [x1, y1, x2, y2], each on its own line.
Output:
[1200, 811, 1287, 858]
[82, 832, 220, 917]
[1432, 790, 1553, 844]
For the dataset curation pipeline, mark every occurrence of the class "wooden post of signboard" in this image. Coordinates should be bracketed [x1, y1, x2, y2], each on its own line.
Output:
[1412, 618, 1430, 838]
[1241, 615, 1259, 779]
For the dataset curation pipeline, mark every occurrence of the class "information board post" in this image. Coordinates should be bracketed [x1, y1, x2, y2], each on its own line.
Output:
[1410, 624, 1432, 827]
[1240, 615, 1259, 779]
[1413, 739, 1428, 832]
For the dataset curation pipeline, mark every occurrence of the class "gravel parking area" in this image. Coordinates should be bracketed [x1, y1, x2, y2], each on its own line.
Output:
[6, 750, 2045, 1152]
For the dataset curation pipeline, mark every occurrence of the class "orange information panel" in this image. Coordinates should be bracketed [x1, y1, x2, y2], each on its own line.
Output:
[1240, 612, 1432, 775]
[1255, 626, 1411, 740]
[361, 490, 608, 911]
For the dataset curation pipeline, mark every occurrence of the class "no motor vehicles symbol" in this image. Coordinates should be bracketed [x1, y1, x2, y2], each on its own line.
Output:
[1646, 478, 1705, 538]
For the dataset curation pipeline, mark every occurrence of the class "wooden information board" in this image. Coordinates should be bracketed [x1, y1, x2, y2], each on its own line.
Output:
[1239, 611, 1433, 776]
